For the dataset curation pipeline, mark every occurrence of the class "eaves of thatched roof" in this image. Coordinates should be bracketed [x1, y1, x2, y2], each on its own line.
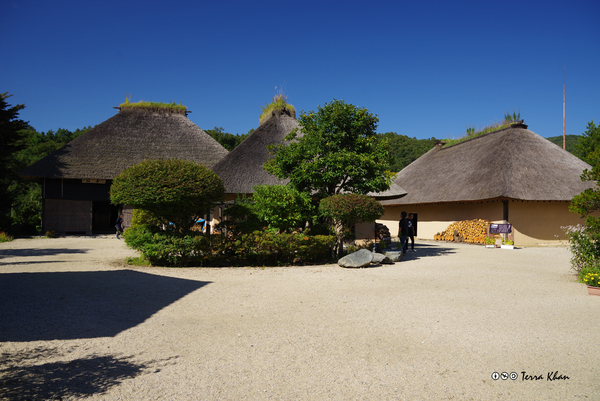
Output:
[381, 124, 593, 206]
[20, 108, 228, 180]
[368, 182, 407, 200]
[211, 109, 297, 194]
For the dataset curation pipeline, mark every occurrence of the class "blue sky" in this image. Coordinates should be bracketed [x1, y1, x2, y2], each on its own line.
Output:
[1, 0, 599, 140]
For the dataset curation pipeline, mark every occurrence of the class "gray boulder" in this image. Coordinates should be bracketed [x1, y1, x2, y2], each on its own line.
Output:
[338, 249, 374, 268]
[371, 252, 393, 264]
[383, 250, 403, 262]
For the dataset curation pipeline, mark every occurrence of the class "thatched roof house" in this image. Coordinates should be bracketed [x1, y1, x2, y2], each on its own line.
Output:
[211, 108, 295, 197]
[21, 106, 227, 180]
[20, 105, 228, 235]
[378, 123, 594, 245]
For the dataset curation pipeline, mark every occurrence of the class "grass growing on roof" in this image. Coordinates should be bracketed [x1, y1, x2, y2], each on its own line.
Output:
[259, 92, 295, 125]
[119, 99, 187, 112]
[442, 117, 523, 147]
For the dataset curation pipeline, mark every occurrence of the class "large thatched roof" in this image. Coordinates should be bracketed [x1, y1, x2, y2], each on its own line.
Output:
[381, 123, 593, 206]
[211, 109, 297, 194]
[20, 107, 228, 180]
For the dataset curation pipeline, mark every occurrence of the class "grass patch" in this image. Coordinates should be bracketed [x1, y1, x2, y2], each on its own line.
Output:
[443, 118, 523, 147]
[119, 99, 187, 113]
[125, 255, 152, 267]
[259, 92, 295, 125]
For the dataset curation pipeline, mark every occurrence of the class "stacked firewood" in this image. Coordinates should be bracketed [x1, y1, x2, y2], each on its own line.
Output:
[434, 219, 491, 244]
[375, 223, 392, 248]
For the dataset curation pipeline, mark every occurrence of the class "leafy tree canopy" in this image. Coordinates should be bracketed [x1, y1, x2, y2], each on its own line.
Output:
[0, 93, 29, 230]
[319, 193, 384, 257]
[205, 126, 251, 151]
[251, 184, 313, 233]
[265, 99, 392, 198]
[110, 159, 224, 231]
[381, 132, 438, 172]
[575, 120, 600, 165]
[570, 120, 600, 218]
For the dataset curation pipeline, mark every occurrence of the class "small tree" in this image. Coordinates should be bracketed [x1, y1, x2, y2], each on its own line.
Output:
[252, 184, 313, 233]
[110, 159, 224, 232]
[265, 99, 392, 199]
[319, 193, 384, 258]
[568, 123, 600, 272]
[0, 93, 29, 230]
[575, 120, 600, 165]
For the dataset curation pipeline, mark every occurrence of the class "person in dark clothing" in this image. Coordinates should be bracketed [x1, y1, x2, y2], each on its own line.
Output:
[407, 213, 415, 252]
[115, 213, 124, 239]
[399, 211, 409, 253]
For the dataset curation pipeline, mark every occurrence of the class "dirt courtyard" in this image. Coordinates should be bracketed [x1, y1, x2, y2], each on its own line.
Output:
[1, 237, 599, 400]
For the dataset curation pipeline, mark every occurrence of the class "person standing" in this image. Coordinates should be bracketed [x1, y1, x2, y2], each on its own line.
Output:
[407, 213, 415, 252]
[399, 211, 409, 253]
[115, 213, 124, 239]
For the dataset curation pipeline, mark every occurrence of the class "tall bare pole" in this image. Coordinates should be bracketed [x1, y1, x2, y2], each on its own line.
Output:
[563, 68, 566, 150]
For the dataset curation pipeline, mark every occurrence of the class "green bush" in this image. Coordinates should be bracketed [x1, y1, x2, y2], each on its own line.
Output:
[0, 231, 13, 243]
[123, 225, 207, 267]
[111, 159, 224, 232]
[123, 224, 334, 267]
[252, 185, 313, 233]
[130, 209, 162, 227]
[563, 219, 600, 272]
[579, 266, 600, 286]
[217, 195, 262, 236]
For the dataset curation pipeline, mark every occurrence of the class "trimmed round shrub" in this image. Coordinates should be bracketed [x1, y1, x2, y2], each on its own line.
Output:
[110, 159, 224, 231]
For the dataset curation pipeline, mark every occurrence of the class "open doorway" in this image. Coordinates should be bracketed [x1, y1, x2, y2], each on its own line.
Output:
[92, 201, 119, 234]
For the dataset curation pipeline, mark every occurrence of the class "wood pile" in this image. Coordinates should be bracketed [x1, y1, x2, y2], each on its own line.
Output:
[375, 223, 392, 248]
[434, 219, 491, 244]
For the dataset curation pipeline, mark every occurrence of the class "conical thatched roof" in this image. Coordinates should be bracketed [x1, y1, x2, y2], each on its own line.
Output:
[211, 109, 297, 194]
[20, 107, 228, 180]
[381, 123, 593, 206]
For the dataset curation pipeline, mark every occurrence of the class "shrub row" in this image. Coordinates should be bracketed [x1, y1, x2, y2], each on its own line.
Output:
[123, 225, 335, 267]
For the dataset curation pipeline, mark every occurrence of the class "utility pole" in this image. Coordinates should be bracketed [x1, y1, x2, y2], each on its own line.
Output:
[563, 68, 566, 150]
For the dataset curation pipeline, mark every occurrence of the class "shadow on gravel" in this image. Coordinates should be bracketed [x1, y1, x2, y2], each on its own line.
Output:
[396, 243, 456, 260]
[0, 346, 176, 400]
[0, 247, 90, 260]
[0, 270, 210, 341]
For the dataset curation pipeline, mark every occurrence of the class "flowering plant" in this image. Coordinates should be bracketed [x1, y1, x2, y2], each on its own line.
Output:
[484, 235, 495, 245]
[582, 272, 600, 287]
[502, 234, 514, 245]
[0, 231, 13, 243]
[563, 223, 600, 272]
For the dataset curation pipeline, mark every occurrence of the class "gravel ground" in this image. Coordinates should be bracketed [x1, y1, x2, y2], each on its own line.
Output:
[1, 237, 599, 400]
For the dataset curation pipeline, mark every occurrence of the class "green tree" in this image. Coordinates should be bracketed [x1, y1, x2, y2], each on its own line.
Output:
[381, 132, 438, 172]
[265, 99, 393, 199]
[0, 93, 29, 230]
[570, 164, 600, 218]
[319, 193, 384, 257]
[110, 159, 224, 231]
[568, 121, 600, 272]
[575, 120, 600, 165]
[218, 194, 263, 236]
[205, 126, 250, 151]
[251, 184, 313, 233]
